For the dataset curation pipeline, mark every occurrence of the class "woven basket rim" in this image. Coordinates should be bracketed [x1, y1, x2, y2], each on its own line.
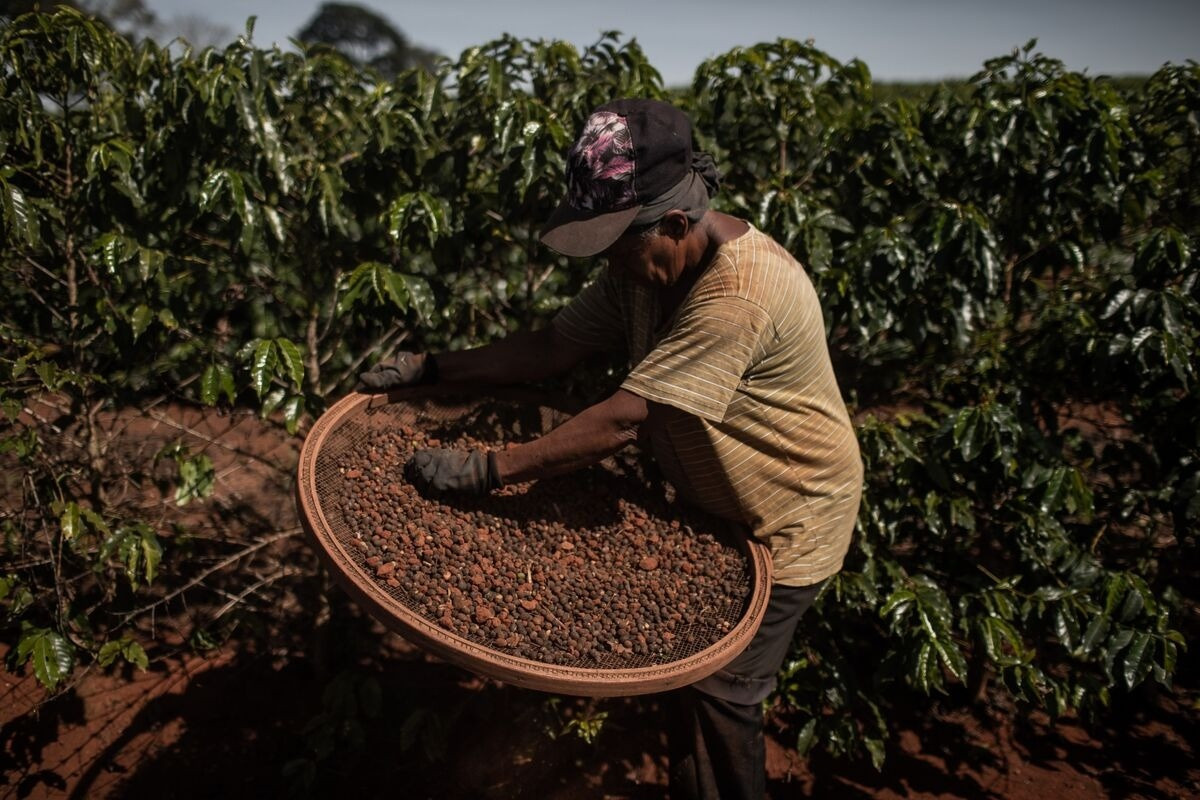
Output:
[296, 387, 772, 697]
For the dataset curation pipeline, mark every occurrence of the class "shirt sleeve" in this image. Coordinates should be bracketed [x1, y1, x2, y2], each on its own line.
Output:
[621, 295, 773, 423]
[550, 268, 627, 354]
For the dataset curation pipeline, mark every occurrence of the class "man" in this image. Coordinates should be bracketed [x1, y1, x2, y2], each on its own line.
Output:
[360, 98, 863, 799]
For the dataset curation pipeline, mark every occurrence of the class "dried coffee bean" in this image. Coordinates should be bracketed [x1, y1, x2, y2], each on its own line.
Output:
[327, 413, 751, 668]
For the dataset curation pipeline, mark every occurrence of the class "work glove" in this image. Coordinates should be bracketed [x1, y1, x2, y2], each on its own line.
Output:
[358, 352, 438, 391]
[404, 448, 503, 494]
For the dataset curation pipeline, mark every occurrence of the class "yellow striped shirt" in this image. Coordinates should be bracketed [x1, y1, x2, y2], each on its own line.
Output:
[553, 224, 862, 586]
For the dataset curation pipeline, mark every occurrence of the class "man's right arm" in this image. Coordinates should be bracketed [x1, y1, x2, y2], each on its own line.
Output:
[361, 272, 623, 391]
[358, 325, 598, 390]
[433, 324, 596, 385]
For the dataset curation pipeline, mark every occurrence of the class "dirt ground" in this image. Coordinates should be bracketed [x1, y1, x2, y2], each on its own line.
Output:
[2, 402, 1197, 799]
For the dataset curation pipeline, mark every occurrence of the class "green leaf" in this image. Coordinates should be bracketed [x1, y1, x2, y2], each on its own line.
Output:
[97, 232, 130, 274]
[218, 364, 236, 405]
[131, 304, 153, 341]
[953, 408, 982, 461]
[979, 616, 1025, 666]
[399, 274, 435, 324]
[263, 206, 286, 244]
[1158, 637, 1178, 687]
[933, 637, 967, 681]
[1053, 604, 1081, 650]
[337, 262, 377, 315]
[0, 176, 41, 248]
[17, 626, 75, 690]
[199, 169, 227, 212]
[864, 737, 886, 770]
[190, 627, 221, 651]
[1130, 327, 1157, 351]
[879, 589, 915, 620]
[1122, 632, 1153, 689]
[386, 193, 414, 240]
[138, 248, 165, 281]
[1117, 584, 1145, 622]
[251, 339, 277, 398]
[260, 388, 286, 419]
[201, 364, 220, 406]
[914, 640, 934, 693]
[227, 171, 248, 220]
[97, 636, 147, 670]
[175, 453, 214, 506]
[140, 530, 162, 584]
[795, 718, 818, 756]
[60, 501, 82, 541]
[1080, 615, 1110, 655]
[386, 192, 446, 244]
[1040, 467, 1068, 515]
[283, 395, 304, 435]
[117, 532, 141, 588]
[1104, 576, 1125, 616]
[318, 169, 347, 235]
[519, 141, 540, 196]
[1066, 469, 1094, 519]
[8, 584, 33, 618]
[1103, 627, 1135, 680]
[1101, 289, 1132, 320]
[274, 338, 305, 389]
[379, 268, 410, 311]
[80, 507, 109, 537]
[98, 640, 123, 667]
[99, 523, 163, 591]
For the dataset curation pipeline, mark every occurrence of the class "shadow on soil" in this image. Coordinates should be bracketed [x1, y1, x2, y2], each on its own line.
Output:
[0, 692, 85, 798]
[7, 580, 1197, 800]
[789, 676, 1200, 800]
[7, 640, 1198, 799]
[1016, 685, 1200, 799]
[54, 595, 675, 800]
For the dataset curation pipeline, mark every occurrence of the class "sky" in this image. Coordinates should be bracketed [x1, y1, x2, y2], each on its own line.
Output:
[143, 0, 1199, 86]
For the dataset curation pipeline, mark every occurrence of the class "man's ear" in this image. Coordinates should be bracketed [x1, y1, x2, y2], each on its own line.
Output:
[661, 210, 690, 240]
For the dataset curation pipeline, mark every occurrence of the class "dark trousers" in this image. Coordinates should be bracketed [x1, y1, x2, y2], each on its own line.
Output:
[667, 580, 824, 800]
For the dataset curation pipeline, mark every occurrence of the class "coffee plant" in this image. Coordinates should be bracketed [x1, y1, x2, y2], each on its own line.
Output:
[1, 10, 1195, 768]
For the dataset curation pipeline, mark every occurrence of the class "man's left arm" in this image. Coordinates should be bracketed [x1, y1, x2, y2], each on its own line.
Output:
[405, 389, 655, 493]
[491, 389, 652, 484]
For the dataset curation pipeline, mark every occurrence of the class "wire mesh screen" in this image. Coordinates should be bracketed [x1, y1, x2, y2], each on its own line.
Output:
[298, 390, 771, 695]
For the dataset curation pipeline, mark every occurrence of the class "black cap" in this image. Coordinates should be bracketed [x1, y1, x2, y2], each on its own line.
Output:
[540, 99, 694, 257]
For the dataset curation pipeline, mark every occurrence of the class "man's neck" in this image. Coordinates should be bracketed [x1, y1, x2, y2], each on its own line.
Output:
[659, 216, 718, 316]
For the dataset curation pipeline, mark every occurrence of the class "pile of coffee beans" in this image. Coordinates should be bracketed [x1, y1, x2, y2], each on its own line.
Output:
[327, 416, 751, 668]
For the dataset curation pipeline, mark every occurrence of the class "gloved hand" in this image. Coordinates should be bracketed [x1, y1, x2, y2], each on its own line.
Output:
[404, 448, 503, 494]
[358, 352, 438, 391]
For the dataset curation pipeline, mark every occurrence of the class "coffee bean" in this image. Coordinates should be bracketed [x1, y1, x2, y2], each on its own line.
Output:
[326, 417, 751, 668]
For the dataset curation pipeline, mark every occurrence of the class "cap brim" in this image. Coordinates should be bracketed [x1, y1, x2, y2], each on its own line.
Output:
[539, 202, 641, 258]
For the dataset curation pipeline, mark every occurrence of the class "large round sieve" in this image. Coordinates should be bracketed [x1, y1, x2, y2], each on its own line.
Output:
[296, 387, 772, 697]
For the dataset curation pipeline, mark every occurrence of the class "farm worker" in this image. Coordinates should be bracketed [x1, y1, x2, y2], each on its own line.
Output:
[359, 98, 863, 800]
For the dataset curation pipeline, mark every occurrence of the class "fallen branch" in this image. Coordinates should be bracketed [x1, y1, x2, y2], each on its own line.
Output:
[209, 566, 306, 622]
[115, 527, 300, 627]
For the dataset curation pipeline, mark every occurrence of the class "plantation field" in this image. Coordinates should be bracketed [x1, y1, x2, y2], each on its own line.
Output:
[2, 9, 1197, 797]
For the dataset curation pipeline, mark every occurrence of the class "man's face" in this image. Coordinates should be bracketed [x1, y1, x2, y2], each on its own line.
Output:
[601, 225, 682, 288]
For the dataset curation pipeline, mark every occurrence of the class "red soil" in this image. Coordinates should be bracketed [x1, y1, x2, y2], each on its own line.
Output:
[2, 403, 1196, 799]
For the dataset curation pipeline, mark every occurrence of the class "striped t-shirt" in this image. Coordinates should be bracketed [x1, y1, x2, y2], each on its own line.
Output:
[552, 224, 862, 586]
